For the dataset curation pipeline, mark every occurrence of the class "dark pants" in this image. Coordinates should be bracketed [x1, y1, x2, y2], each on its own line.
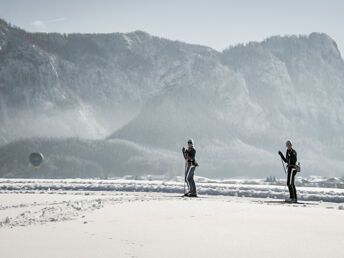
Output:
[287, 167, 297, 200]
[185, 164, 196, 194]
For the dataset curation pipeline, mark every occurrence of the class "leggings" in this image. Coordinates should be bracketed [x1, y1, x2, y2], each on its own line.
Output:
[287, 167, 297, 199]
[185, 164, 196, 194]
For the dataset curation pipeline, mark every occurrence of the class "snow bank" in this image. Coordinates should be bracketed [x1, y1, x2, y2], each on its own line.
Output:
[1, 178, 343, 203]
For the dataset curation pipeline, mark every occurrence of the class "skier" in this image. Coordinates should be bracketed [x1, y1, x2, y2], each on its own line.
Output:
[278, 140, 298, 202]
[182, 139, 198, 197]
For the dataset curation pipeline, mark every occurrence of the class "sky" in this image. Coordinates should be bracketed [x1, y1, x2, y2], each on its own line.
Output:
[1, 0, 343, 55]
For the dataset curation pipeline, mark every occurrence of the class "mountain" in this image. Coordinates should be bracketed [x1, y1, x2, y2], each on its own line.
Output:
[0, 138, 179, 178]
[1, 18, 344, 178]
[0, 18, 212, 143]
[110, 33, 344, 177]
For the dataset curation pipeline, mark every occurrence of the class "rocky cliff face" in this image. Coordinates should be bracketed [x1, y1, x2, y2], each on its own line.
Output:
[0, 19, 213, 143]
[110, 33, 344, 177]
[1, 18, 344, 178]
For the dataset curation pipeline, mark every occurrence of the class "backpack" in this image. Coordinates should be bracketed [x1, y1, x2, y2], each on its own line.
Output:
[294, 162, 301, 172]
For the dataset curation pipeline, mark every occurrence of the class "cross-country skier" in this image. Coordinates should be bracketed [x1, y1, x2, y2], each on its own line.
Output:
[278, 140, 298, 202]
[182, 139, 198, 197]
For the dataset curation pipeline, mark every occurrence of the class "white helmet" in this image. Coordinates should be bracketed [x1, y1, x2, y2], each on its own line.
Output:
[187, 138, 194, 144]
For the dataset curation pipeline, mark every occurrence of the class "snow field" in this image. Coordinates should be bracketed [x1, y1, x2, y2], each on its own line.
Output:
[0, 178, 344, 257]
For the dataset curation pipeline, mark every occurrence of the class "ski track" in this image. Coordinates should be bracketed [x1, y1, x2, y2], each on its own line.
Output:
[0, 192, 166, 228]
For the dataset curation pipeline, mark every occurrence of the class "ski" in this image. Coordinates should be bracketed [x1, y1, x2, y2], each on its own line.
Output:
[180, 194, 201, 198]
[283, 201, 314, 205]
[259, 200, 318, 205]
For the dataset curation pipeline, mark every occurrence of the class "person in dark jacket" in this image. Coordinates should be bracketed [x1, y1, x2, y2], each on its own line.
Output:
[182, 139, 197, 197]
[279, 140, 298, 202]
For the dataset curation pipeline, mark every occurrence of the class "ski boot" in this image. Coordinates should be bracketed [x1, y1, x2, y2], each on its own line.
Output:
[186, 192, 198, 197]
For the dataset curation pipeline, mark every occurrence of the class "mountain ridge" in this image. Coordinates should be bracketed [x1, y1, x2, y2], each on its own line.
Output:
[1, 18, 344, 178]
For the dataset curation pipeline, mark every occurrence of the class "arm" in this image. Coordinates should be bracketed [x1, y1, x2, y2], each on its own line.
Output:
[185, 148, 196, 161]
[182, 147, 187, 159]
[278, 151, 287, 163]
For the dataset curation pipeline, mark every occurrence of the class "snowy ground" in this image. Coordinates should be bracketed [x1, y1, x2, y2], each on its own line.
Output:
[1, 179, 344, 258]
[1, 177, 344, 202]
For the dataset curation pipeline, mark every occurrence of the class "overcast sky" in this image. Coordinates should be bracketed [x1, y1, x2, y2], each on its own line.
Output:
[1, 0, 343, 55]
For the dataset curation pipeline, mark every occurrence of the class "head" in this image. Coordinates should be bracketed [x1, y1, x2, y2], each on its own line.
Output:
[187, 138, 194, 147]
[286, 140, 292, 150]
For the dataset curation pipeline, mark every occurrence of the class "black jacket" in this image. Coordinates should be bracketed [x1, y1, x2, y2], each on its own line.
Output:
[280, 149, 297, 166]
[183, 146, 196, 165]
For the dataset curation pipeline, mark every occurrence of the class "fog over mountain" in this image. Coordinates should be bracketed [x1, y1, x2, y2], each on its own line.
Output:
[1, 18, 344, 178]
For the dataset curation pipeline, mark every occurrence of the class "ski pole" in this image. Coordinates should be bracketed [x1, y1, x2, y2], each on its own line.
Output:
[281, 157, 288, 199]
[281, 157, 287, 174]
[184, 160, 187, 195]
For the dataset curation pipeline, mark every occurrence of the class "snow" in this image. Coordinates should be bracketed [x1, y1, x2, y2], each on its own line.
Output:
[1, 177, 344, 203]
[0, 186, 343, 258]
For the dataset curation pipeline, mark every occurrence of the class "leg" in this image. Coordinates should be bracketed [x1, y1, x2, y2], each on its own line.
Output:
[185, 164, 191, 193]
[287, 167, 293, 199]
[291, 169, 297, 200]
[187, 166, 196, 194]
[190, 166, 196, 194]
